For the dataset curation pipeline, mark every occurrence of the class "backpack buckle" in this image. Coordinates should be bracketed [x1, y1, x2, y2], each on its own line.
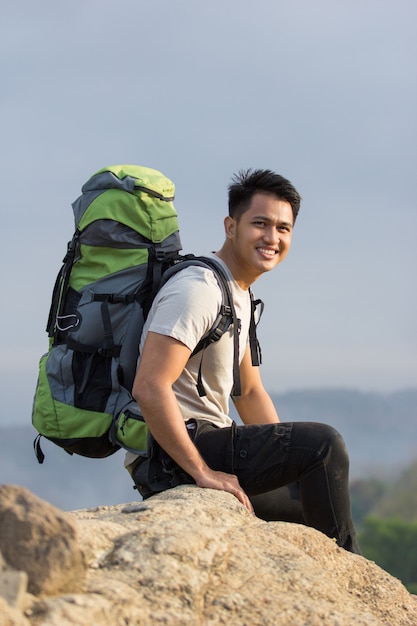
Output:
[154, 249, 167, 261]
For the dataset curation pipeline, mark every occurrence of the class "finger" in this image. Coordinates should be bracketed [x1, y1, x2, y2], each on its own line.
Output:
[219, 475, 253, 514]
[233, 488, 254, 514]
[229, 478, 254, 514]
[246, 495, 254, 514]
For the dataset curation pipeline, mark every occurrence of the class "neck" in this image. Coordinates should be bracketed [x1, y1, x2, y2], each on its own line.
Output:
[214, 244, 257, 290]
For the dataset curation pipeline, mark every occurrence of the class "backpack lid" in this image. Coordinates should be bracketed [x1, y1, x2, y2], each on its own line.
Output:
[72, 165, 179, 241]
[83, 165, 175, 201]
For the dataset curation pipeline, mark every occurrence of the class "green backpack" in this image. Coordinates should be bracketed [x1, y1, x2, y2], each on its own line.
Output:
[32, 165, 261, 463]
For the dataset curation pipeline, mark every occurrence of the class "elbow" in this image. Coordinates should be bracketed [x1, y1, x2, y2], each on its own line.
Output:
[132, 376, 153, 410]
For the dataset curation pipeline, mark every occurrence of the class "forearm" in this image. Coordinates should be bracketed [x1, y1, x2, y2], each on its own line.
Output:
[236, 347, 280, 424]
[233, 387, 280, 424]
[135, 384, 253, 511]
[134, 384, 209, 482]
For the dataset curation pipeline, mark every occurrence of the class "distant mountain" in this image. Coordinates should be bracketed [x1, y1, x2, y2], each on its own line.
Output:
[1, 389, 416, 512]
[0, 426, 136, 511]
[268, 388, 417, 478]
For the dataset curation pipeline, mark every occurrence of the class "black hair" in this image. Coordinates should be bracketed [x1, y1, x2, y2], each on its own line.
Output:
[228, 169, 301, 223]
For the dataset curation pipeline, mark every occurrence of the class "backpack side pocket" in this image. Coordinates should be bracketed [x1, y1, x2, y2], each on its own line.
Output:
[32, 349, 119, 458]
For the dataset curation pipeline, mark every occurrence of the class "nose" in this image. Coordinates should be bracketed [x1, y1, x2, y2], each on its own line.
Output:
[263, 226, 279, 244]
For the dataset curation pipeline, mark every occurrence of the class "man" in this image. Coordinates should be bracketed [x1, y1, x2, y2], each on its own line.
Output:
[128, 169, 360, 554]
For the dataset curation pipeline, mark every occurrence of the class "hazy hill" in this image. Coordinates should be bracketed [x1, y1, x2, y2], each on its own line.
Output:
[0, 426, 136, 511]
[350, 459, 417, 528]
[270, 388, 417, 476]
[1, 388, 416, 512]
[372, 459, 417, 521]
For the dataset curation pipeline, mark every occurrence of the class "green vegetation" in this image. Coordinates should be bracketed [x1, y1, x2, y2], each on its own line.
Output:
[358, 517, 417, 593]
[350, 477, 388, 527]
[351, 459, 417, 593]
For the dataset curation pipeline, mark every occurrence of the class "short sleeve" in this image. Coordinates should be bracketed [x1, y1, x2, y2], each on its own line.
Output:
[145, 266, 223, 352]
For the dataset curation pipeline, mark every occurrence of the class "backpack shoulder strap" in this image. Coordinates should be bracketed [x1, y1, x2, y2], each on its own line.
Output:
[159, 255, 262, 398]
[161, 256, 236, 339]
[190, 256, 242, 397]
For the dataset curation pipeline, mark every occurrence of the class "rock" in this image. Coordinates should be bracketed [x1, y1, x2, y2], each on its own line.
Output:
[0, 485, 86, 597]
[0, 554, 28, 610]
[1, 484, 417, 625]
[0, 596, 30, 626]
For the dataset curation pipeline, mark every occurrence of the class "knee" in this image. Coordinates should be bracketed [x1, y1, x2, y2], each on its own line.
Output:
[316, 423, 349, 467]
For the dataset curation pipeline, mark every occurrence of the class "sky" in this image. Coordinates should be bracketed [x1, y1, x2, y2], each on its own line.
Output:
[1, 0, 416, 427]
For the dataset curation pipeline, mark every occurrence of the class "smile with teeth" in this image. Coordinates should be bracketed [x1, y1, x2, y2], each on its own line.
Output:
[257, 247, 278, 257]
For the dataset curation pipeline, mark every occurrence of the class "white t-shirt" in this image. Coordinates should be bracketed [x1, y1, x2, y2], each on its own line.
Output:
[139, 256, 252, 428]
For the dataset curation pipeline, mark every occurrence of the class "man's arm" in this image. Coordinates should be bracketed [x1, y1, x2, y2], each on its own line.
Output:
[132, 331, 253, 512]
[233, 345, 280, 424]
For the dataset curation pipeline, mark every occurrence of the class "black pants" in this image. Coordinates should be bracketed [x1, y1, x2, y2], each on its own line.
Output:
[132, 420, 361, 554]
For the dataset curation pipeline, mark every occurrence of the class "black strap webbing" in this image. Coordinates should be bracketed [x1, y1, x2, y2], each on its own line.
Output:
[249, 290, 264, 367]
[47, 230, 81, 339]
[34, 434, 45, 464]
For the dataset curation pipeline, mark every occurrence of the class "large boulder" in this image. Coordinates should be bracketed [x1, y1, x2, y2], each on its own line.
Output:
[0, 484, 86, 597]
[1, 484, 416, 625]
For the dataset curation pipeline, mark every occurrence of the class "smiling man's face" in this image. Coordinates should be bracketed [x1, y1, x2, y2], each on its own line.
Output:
[224, 191, 294, 288]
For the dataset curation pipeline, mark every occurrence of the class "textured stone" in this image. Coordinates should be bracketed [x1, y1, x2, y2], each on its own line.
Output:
[0, 596, 30, 626]
[0, 548, 28, 611]
[0, 484, 86, 597]
[2, 484, 417, 625]
[0, 568, 27, 609]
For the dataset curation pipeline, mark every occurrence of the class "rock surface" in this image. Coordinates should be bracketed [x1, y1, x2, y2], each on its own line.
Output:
[0, 485, 86, 597]
[0, 484, 417, 625]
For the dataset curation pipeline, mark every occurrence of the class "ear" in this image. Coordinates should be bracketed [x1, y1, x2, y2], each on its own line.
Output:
[224, 215, 236, 239]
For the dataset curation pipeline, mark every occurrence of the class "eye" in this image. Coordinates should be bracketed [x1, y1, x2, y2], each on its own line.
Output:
[253, 220, 266, 227]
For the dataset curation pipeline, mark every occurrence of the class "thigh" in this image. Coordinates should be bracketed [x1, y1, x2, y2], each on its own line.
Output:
[231, 422, 295, 494]
[250, 483, 305, 523]
[195, 421, 295, 495]
[193, 421, 236, 474]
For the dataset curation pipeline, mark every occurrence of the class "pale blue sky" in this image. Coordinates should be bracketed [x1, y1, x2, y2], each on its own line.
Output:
[1, 0, 416, 426]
